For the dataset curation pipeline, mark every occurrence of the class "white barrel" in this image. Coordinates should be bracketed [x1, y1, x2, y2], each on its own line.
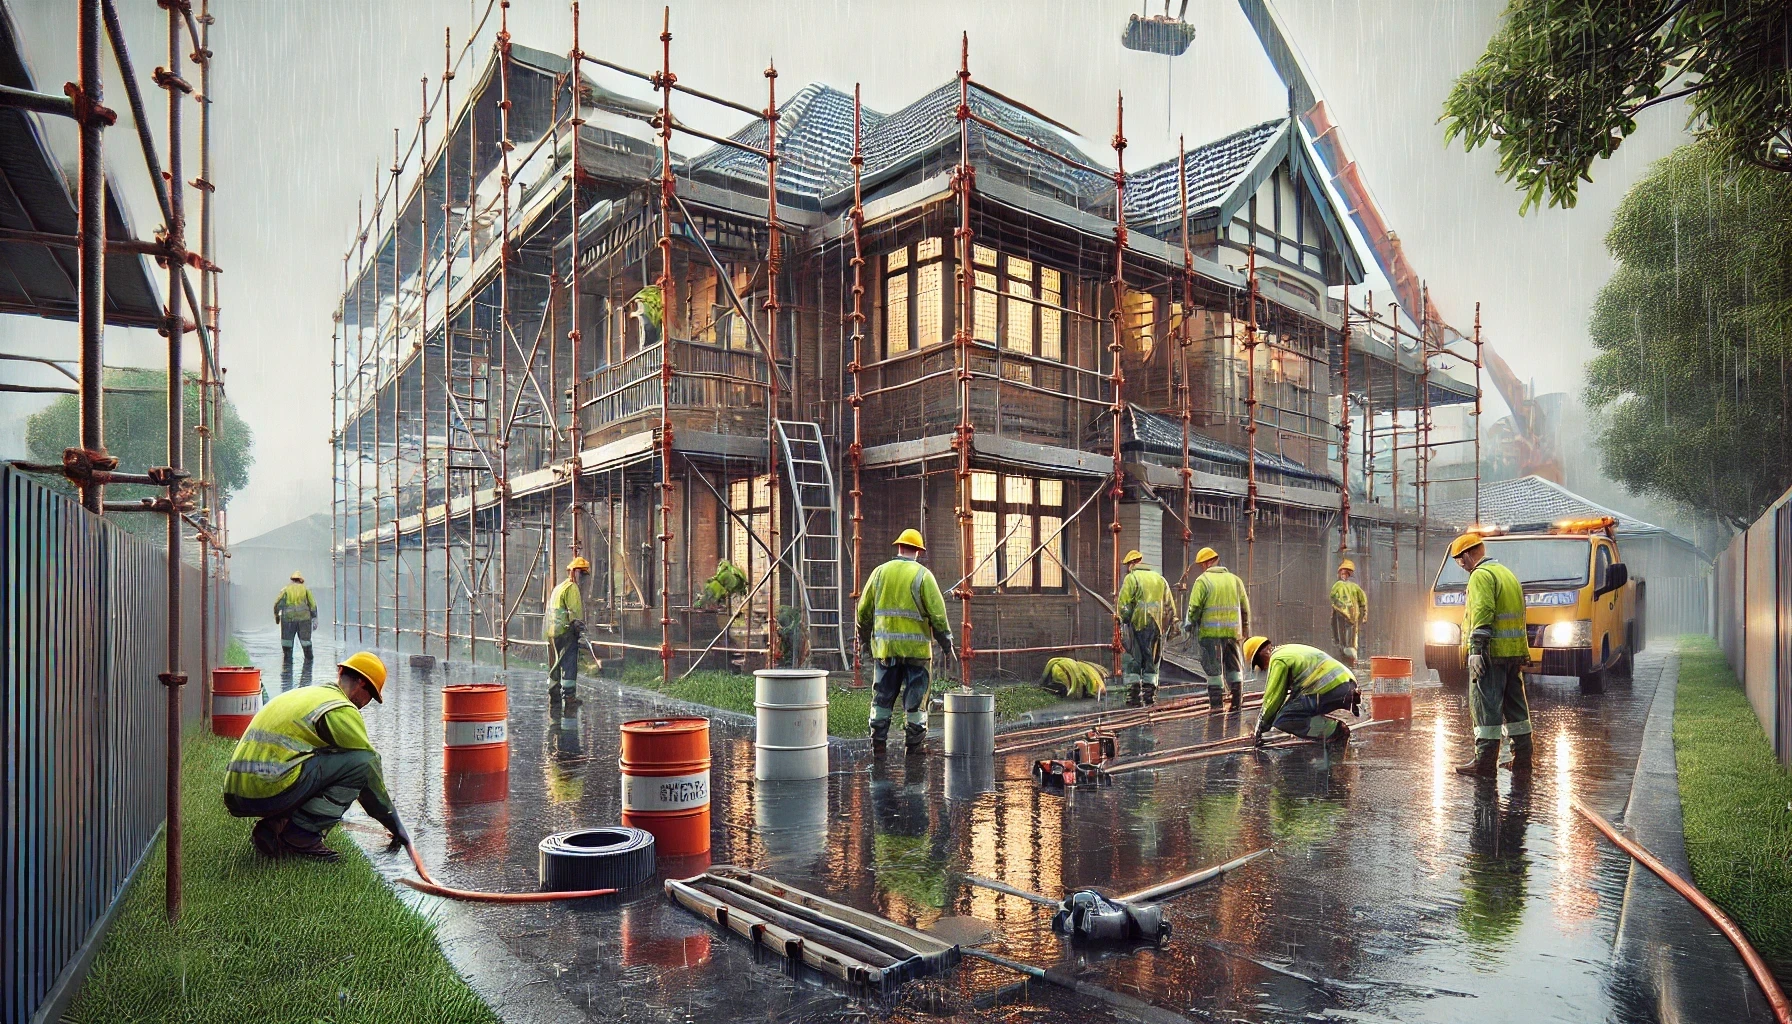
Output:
[943, 690, 995, 756]
[753, 776, 829, 872]
[753, 668, 830, 780]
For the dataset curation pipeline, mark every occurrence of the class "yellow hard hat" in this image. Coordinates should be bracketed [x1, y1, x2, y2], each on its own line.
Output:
[893, 528, 926, 551]
[1196, 546, 1219, 564]
[337, 651, 388, 702]
[290, 570, 304, 581]
[1123, 549, 1144, 565]
[1448, 533, 1485, 559]
[568, 556, 592, 572]
[1338, 558, 1355, 573]
[1242, 635, 1270, 666]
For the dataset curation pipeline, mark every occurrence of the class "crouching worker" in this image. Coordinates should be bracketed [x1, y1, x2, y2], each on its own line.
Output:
[223, 651, 409, 862]
[1039, 657, 1108, 700]
[1247, 636, 1360, 748]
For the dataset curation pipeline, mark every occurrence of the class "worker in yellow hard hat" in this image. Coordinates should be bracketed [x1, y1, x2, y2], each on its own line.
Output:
[1183, 546, 1251, 711]
[1329, 558, 1368, 664]
[223, 651, 407, 861]
[545, 556, 592, 707]
[1245, 636, 1359, 747]
[1117, 550, 1178, 706]
[274, 570, 318, 668]
[1449, 533, 1533, 777]
[856, 529, 955, 752]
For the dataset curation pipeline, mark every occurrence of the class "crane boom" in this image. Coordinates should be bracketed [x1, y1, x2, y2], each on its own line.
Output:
[1236, 0, 1561, 481]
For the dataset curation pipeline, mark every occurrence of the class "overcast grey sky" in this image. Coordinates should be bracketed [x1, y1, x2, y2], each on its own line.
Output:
[5, 0, 1692, 538]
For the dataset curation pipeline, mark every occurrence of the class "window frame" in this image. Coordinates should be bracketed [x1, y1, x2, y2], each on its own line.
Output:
[967, 471, 1068, 594]
[880, 239, 947, 359]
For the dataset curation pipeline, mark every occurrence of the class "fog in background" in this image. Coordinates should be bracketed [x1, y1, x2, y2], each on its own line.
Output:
[4, 0, 1694, 539]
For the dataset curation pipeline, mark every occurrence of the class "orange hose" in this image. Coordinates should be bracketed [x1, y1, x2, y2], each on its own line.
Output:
[400, 840, 616, 902]
[1571, 797, 1792, 1024]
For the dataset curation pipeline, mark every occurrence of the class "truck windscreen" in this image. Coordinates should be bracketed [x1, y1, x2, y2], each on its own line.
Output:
[1434, 537, 1590, 589]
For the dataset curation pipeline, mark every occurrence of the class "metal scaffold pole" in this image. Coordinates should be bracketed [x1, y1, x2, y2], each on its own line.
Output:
[763, 59, 781, 672]
[391, 129, 402, 649]
[76, 0, 106, 514]
[157, 0, 189, 922]
[950, 34, 975, 689]
[495, 0, 514, 669]
[847, 83, 866, 688]
[1338, 281, 1350, 554]
[567, 2, 584, 566]
[418, 76, 431, 654]
[440, 28, 455, 659]
[1176, 135, 1194, 596]
[653, 5, 676, 684]
[1243, 250, 1259, 585]
[1106, 92, 1128, 681]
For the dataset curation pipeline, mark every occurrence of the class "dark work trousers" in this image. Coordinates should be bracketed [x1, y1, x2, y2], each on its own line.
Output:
[1200, 637, 1243, 706]
[224, 749, 397, 838]
[281, 618, 314, 659]
[1123, 623, 1163, 677]
[1330, 610, 1358, 653]
[1471, 657, 1532, 758]
[1268, 681, 1357, 740]
[548, 632, 580, 693]
[871, 658, 932, 730]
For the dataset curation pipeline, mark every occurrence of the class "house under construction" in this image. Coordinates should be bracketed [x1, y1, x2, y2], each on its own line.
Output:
[331, 7, 1478, 684]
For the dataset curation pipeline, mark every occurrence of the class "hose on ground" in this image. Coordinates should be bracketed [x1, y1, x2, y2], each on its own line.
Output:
[399, 839, 617, 902]
[1570, 796, 1792, 1024]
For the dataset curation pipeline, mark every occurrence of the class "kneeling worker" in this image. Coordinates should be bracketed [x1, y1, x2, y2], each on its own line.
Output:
[1117, 550, 1178, 706]
[223, 651, 408, 861]
[857, 529, 956, 752]
[1247, 636, 1359, 747]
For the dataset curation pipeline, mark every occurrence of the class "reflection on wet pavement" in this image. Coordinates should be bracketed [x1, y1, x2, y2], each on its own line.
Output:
[234, 628, 1770, 1022]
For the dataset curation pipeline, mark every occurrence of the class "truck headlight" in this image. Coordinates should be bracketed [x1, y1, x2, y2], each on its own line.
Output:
[1542, 619, 1592, 648]
[1425, 620, 1461, 646]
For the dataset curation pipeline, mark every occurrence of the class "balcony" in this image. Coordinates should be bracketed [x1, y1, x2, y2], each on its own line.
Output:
[574, 338, 779, 449]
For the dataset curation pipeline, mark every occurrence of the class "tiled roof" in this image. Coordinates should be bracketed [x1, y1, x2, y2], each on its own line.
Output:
[1430, 475, 1671, 536]
[687, 83, 883, 201]
[1124, 408, 1338, 486]
[1123, 119, 1282, 234]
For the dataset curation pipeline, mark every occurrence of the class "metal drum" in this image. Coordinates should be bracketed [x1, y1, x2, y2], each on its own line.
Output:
[620, 717, 712, 857]
[942, 690, 995, 756]
[442, 683, 509, 774]
[1369, 656, 1413, 720]
[753, 668, 830, 780]
[210, 667, 261, 739]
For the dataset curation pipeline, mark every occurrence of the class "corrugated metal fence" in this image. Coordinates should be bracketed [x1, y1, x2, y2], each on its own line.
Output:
[1713, 485, 1792, 767]
[1644, 575, 1711, 639]
[1, 466, 213, 1024]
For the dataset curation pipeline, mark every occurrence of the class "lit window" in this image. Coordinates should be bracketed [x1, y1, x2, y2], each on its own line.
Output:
[1006, 476, 1032, 505]
[1123, 288, 1155, 358]
[973, 244, 998, 266]
[1006, 278, 1034, 353]
[886, 271, 909, 355]
[967, 472, 1066, 593]
[972, 471, 997, 502]
[1040, 267, 1062, 361]
[974, 271, 998, 342]
[1039, 516, 1063, 588]
[972, 510, 999, 587]
[886, 247, 909, 272]
[915, 262, 943, 348]
[916, 237, 943, 261]
[1004, 513, 1034, 587]
[1038, 479, 1062, 506]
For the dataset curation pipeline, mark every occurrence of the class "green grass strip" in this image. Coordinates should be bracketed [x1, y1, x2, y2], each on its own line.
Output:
[64, 735, 497, 1024]
[1674, 634, 1792, 982]
[222, 635, 253, 668]
[616, 664, 1066, 738]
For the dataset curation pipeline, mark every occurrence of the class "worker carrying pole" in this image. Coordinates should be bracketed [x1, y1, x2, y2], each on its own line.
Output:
[1182, 547, 1250, 712]
[274, 571, 319, 668]
[856, 529, 956, 753]
[1117, 550, 1179, 707]
[1448, 533, 1533, 777]
[545, 557, 591, 709]
[1328, 559, 1368, 664]
[1246, 636, 1360, 747]
[222, 651, 408, 861]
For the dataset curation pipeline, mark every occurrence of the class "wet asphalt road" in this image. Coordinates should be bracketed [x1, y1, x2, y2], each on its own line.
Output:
[237, 627, 1772, 1023]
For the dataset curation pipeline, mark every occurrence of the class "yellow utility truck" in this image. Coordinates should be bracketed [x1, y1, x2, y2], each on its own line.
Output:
[1423, 516, 1644, 692]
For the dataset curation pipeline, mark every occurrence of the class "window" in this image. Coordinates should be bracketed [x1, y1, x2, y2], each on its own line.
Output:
[882, 240, 945, 357]
[1594, 544, 1613, 590]
[1122, 288, 1156, 357]
[968, 471, 1067, 592]
[970, 248, 1067, 363]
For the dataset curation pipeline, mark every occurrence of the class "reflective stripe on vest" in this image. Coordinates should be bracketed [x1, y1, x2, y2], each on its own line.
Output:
[223, 686, 355, 800]
[1197, 570, 1243, 633]
[1294, 653, 1354, 695]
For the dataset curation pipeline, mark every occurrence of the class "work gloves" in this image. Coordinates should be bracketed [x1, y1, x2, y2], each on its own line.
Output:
[939, 636, 959, 664]
[1252, 730, 1266, 748]
[569, 619, 586, 637]
[385, 816, 412, 848]
[1466, 653, 1487, 680]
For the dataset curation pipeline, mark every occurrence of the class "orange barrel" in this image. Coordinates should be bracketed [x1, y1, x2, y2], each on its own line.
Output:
[1369, 656, 1413, 720]
[620, 717, 712, 858]
[443, 684, 509, 775]
[211, 667, 262, 738]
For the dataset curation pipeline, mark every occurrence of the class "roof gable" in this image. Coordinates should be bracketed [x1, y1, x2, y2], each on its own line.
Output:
[687, 83, 883, 204]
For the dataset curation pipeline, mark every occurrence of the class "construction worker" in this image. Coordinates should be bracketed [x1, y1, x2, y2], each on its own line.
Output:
[1039, 656, 1108, 700]
[223, 651, 407, 862]
[1183, 547, 1251, 711]
[545, 557, 591, 706]
[1449, 533, 1533, 777]
[274, 571, 318, 667]
[1246, 636, 1359, 747]
[1329, 559, 1368, 663]
[1117, 550, 1178, 707]
[856, 529, 956, 752]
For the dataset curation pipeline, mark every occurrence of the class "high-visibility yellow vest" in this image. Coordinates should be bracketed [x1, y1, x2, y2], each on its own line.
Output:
[223, 684, 370, 801]
[855, 556, 952, 661]
[1464, 559, 1528, 659]
[1118, 568, 1176, 630]
[1259, 643, 1354, 721]
[1041, 657, 1108, 699]
[1329, 580, 1367, 624]
[1185, 567, 1249, 639]
[544, 578, 584, 640]
[274, 583, 316, 624]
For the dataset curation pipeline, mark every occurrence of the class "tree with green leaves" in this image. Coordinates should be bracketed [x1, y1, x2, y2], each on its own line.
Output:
[1443, 0, 1792, 213]
[1583, 143, 1792, 528]
[26, 367, 254, 536]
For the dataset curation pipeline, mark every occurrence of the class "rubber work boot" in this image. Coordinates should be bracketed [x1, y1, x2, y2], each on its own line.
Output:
[1141, 680, 1157, 706]
[870, 721, 890, 749]
[277, 822, 341, 863]
[1351, 689, 1363, 717]
[1500, 735, 1534, 774]
[1126, 682, 1143, 708]
[1325, 721, 1351, 747]
[1228, 682, 1243, 713]
[251, 815, 284, 858]
[1207, 686, 1225, 711]
[1453, 742, 1499, 777]
[904, 724, 927, 753]
[547, 681, 564, 705]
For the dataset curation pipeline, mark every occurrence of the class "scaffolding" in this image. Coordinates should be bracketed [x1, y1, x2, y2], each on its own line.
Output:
[1, 0, 231, 921]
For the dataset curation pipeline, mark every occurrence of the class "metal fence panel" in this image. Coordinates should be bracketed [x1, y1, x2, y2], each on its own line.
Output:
[1, 467, 212, 1024]
[1642, 576, 1710, 639]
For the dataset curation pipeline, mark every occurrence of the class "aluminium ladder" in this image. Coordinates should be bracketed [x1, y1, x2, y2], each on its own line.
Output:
[774, 420, 849, 669]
